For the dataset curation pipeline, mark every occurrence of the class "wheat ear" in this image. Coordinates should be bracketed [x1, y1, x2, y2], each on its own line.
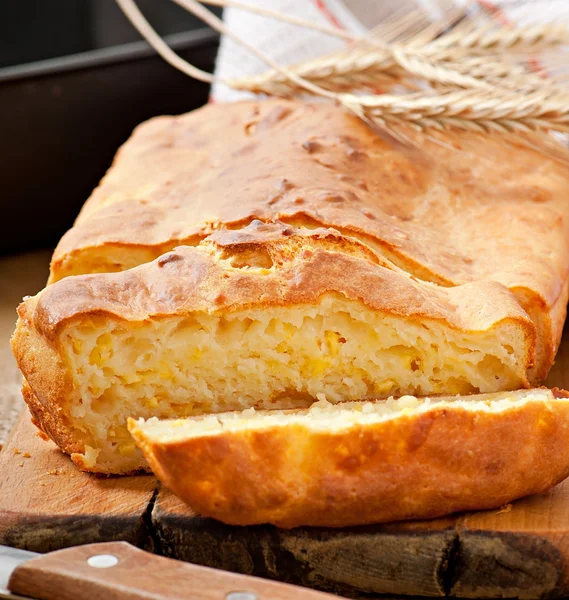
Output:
[427, 22, 569, 54]
[343, 90, 569, 134]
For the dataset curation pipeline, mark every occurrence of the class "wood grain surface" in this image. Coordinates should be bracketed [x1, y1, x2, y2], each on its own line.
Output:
[0, 413, 156, 553]
[151, 490, 458, 598]
[1, 251, 569, 599]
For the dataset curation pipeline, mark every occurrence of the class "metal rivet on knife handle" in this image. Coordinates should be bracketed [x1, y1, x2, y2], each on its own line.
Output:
[226, 593, 258, 600]
[87, 554, 119, 568]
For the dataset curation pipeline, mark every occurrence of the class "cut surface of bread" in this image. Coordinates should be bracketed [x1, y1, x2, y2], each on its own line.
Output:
[48, 99, 569, 382]
[12, 225, 536, 473]
[129, 388, 569, 527]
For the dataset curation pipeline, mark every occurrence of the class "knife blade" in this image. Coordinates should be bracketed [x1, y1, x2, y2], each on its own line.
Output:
[0, 545, 37, 599]
[0, 541, 341, 600]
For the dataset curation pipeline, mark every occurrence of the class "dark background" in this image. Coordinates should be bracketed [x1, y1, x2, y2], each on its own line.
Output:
[0, 1, 221, 255]
[0, 0, 221, 67]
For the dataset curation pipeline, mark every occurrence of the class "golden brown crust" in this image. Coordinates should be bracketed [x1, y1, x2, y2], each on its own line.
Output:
[32, 225, 536, 343]
[545, 276, 569, 373]
[12, 302, 86, 463]
[129, 390, 569, 528]
[23, 380, 151, 475]
[48, 100, 569, 379]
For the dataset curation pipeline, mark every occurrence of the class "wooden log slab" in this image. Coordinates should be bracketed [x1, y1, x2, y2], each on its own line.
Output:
[152, 490, 458, 598]
[0, 412, 157, 553]
[449, 482, 569, 599]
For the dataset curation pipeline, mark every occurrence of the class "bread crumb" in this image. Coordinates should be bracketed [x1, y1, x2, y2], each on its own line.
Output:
[22, 452, 31, 458]
[47, 468, 60, 475]
[39, 482, 46, 487]
[496, 503, 512, 515]
[18, 462, 24, 467]
[13, 448, 20, 455]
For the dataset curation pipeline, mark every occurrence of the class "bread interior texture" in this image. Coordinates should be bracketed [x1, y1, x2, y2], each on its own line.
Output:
[61, 294, 526, 469]
[132, 389, 553, 441]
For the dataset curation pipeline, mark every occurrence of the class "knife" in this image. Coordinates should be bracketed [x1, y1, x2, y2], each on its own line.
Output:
[0, 541, 341, 600]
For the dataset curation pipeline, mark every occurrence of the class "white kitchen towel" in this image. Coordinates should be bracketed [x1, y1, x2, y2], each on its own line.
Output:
[211, 0, 568, 102]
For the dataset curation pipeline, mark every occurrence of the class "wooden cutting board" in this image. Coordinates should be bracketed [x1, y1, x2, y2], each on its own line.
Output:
[1, 327, 569, 599]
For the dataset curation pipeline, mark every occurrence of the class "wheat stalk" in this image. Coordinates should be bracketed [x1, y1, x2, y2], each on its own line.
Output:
[229, 43, 566, 97]
[228, 43, 488, 95]
[229, 47, 400, 94]
[434, 56, 569, 96]
[343, 89, 569, 134]
[390, 47, 491, 89]
[426, 21, 569, 54]
[115, 0, 569, 145]
[225, 5, 569, 97]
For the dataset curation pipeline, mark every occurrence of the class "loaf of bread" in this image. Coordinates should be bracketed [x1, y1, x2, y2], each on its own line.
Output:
[47, 99, 569, 383]
[128, 388, 569, 527]
[14, 225, 537, 473]
[11, 99, 569, 477]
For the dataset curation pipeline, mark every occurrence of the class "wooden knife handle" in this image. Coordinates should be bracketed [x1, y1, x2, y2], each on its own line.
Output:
[9, 541, 340, 600]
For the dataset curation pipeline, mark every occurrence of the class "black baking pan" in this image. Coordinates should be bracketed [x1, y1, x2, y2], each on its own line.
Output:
[0, 28, 219, 256]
